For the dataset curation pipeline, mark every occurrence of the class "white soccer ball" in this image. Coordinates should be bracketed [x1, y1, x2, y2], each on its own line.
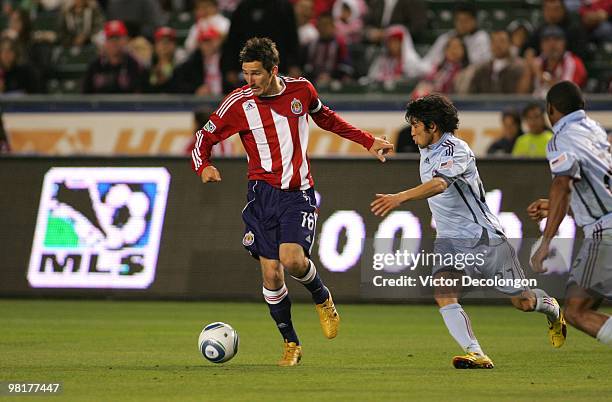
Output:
[198, 322, 239, 363]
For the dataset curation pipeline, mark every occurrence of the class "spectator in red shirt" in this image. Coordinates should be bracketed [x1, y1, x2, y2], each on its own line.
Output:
[412, 36, 470, 98]
[519, 25, 587, 97]
[82, 20, 148, 93]
[580, 0, 612, 42]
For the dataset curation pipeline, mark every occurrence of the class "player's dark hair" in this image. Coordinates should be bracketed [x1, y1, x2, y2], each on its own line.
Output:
[239, 37, 280, 73]
[405, 94, 459, 134]
[454, 2, 477, 17]
[546, 80, 585, 115]
[521, 102, 544, 117]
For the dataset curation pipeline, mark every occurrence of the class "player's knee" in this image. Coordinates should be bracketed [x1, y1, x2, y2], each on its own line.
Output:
[563, 305, 583, 326]
[279, 252, 307, 273]
[262, 269, 284, 289]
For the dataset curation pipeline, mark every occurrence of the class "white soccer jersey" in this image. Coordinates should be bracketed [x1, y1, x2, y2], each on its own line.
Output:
[420, 133, 505, 240]
[546, 110, 612, 236]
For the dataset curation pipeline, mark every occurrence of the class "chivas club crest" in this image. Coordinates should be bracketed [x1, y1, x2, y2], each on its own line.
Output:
[242, 231, 255, 246]
[291, 98, 303, 114]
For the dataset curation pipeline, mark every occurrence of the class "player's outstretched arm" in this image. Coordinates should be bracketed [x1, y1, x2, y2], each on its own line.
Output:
[527, 198, 549, 221]
[370, 178, 447, 216]
[530, 177, 572, 272]
[200, 165, 222, 183]
[368, 136, 394, 162]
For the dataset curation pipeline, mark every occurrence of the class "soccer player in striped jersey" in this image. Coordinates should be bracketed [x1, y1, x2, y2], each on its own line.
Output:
[190, 37, 394, 366]
[371, 94, 565, 369]
[529, 81, 612, 347]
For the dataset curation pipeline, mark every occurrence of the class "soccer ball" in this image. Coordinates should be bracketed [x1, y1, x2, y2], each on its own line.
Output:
[198, 322, 239, 363]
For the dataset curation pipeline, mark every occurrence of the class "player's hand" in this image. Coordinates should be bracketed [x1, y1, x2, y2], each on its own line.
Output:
[527, 198, 549, 222]
[201, 165, 222, 183]
[371, 193, 402, 217]
[369, 136, 394, 162]
[530, 237, 550, 273]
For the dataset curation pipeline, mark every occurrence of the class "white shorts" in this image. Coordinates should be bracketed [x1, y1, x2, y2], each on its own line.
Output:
[432, 236, 529, 296]
[568, 228, 612, 299]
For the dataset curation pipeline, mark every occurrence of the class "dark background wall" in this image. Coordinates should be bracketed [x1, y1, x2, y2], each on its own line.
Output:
[0, 156, 565, 301]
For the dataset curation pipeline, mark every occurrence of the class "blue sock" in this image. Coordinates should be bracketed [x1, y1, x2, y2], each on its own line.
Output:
[263, 285, 299, 344]
[292, 260, 330, 305]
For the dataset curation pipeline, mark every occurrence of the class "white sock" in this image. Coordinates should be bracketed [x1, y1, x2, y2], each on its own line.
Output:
[440, 303, 484, 355]
[533, 289, 560, 321]
[596, 317, 612, 346]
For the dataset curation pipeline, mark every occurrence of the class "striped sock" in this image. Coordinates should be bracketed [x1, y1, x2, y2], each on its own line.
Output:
[533, 288, 560, 321]
[291, 260, 330, 305]
[263, 285, 299, 344]
[440, 303, 484, 355]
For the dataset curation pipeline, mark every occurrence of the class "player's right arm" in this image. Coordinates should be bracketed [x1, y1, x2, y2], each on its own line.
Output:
[371, 178, 448, 217]
[189, 112, 238, 184]
[371, 139, 471, 216]
[530, 135, 579, 272]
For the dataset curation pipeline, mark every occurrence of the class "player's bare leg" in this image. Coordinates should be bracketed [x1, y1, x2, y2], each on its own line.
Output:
[280, 243, 340, 339]
[510, 289, 566, 347]
[434, 271, 493, 369]
[260, 256, 302, 366]
[564, 284, 612, 345]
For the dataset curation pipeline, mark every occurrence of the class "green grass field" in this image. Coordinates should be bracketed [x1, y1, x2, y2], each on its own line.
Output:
[1, 300, 611, 402]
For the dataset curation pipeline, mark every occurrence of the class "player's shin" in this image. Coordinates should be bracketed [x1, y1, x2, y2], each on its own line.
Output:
[263, 285, 300, 344]
[291, 259, 330, 304]
[439, 303, 484, 355]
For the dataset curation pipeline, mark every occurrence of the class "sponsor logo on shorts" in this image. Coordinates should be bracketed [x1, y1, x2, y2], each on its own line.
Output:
[243, 231, 255, 246]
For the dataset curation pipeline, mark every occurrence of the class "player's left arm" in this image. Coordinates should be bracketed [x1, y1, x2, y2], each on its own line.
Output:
[371, 177, 447, 216]
[306, 82, 393, 161]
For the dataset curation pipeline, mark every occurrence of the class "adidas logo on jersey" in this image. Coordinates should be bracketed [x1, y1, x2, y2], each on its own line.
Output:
[305, 235, 312, 243]
[243, 100, 256, 111]
[424, 157, 430, 164]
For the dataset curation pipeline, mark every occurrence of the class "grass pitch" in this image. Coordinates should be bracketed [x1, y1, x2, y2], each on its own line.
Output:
[1, 300, 611, 402]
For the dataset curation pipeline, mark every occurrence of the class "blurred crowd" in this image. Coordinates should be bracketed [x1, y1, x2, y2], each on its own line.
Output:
[0, 0, 609, 96]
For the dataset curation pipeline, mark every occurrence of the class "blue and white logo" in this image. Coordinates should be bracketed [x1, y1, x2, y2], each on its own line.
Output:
[28, 167, 171, 289]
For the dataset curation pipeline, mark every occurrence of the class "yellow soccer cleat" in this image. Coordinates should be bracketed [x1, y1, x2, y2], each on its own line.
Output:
[548, 299, 567, 348]
[278, 340, 302, 367]
[315, 292, 340, 339]
[452, 352, 495, 369]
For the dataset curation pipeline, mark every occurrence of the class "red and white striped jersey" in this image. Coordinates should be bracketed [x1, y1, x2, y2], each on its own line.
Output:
[190, 76, 374, 190]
